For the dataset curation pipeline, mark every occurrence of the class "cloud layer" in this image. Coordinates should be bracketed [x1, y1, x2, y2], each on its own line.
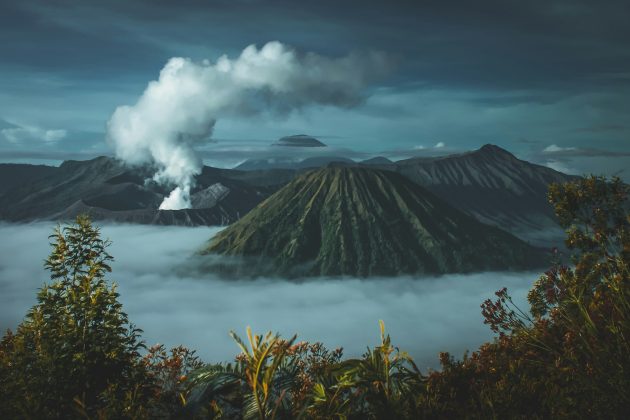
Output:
[106, 42, 389, 209]
[0, 222, 538, 369]
[535, 143, 630, 177]
[1, 123, 66, 144]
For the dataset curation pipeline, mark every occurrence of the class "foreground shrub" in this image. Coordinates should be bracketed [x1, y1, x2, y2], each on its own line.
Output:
[418, 176, 630, 418]
[0, 216, 200, 419]
[0, 216, 147, 418]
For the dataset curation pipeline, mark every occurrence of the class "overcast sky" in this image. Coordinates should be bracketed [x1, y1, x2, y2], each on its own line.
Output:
[1, 0, 629, 176]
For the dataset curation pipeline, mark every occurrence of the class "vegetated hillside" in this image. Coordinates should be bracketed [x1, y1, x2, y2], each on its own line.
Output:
[203, 166, 546, 277]
[0, 156, 276, 225]
[395, 144, 576, 241]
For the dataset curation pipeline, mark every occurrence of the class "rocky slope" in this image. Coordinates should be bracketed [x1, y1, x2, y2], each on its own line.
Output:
[395, 144, 576, 243]
[203, 167, 547, 278]
[0, 163, 58, 196]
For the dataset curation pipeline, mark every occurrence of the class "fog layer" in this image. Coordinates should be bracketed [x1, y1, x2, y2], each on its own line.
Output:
[0, 223, 539, 369]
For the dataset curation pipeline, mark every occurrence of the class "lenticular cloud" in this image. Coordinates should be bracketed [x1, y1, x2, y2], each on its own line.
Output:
[106, 41, 389, 209]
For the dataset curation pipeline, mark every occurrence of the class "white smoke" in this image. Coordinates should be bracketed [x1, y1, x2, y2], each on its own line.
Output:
[106, 41, 389, 209]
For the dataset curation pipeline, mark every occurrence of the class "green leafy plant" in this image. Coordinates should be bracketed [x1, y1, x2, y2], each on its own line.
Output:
[306, 321, 423, 419]
[230, 327, 297, 419]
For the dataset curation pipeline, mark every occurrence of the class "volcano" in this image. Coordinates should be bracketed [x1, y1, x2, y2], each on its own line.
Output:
[202, 166, 546, 277]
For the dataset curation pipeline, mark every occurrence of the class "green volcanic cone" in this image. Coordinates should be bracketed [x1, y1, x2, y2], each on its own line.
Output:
[202, 167, 546, 277]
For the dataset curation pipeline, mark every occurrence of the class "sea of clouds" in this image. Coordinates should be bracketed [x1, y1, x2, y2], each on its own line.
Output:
[0, 223, 540, 370]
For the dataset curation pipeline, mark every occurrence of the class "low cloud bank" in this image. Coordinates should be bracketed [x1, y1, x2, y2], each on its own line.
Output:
[1, 122, 67, 144]
[0, 223, 538, 369]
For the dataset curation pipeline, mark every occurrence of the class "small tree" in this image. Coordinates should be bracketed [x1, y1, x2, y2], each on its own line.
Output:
[420, 176, 630, 418]
[0, 215, 146, 418]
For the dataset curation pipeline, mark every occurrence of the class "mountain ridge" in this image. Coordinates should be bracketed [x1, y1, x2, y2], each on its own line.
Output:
[0, 156, 277, 225]
[0, 145, 576, 243]
[393, 144, 576, 243]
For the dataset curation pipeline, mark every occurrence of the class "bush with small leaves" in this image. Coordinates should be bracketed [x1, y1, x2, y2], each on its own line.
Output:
[1, 216, 146, 418]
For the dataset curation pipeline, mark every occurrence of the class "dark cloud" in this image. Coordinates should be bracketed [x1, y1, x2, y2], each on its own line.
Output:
[517, 138, 541, 145]
[0, 150, 109, 163]
[541, 145, 630, 158]
[0, 0, 628, 168]
[0, 2, 168, 77]
[527, 144, 630, 180]
[573, 124, 630, 133]
[0, 119, 18, 129]
[5, 0, 630, 89]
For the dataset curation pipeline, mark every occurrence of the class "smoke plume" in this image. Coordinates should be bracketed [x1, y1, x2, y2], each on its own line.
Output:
[106, 41, 389, 209]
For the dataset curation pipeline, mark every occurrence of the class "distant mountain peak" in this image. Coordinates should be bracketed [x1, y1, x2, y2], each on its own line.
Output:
[273, 134, 326, 147]
[60, 155, 115, 168]
[361, 156, 393, 165]
[58, 156, 123, 175]
[478, 144, 515, 157]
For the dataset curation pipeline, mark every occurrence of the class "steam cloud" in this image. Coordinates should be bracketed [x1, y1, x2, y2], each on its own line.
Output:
[106, 42, 389, 209]
[0, 223, 537, 368]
